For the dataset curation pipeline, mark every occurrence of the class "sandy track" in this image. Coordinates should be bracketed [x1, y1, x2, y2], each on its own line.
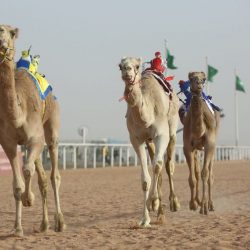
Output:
[0, 160, 250, 249]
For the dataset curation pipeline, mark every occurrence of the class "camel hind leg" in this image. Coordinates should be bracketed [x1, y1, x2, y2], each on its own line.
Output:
[146, 141, 155, 163]
[208, 155, 215, 211]
[165, 134, 180, 212]
[207, 113, 219, 212]
[156, 172, 166, 224]
[44, 113, 65, 232]
[35, 158, 49, 232]
[165, 114, 180, 212]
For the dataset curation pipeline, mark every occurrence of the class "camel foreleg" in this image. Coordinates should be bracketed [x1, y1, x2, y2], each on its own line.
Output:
[200, 145, 215, 215]
[12, 158, 25, 236]
[200, 141, 215, 215]
[22, 138, 44, 207]
[7, 144, 24, 236]
[147, 135, 168, 213]
[132, 139, 151, 227]
[194, 150, 201, 206]
[184, 147, 199, 211]
[146, 142, 165, 223]
[3, 143, 25, 236]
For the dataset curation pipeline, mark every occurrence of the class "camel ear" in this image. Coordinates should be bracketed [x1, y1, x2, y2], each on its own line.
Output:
[120, 57, 127, 65]
[10, 28, 19, 39]
[188, 72, 194, 80]
[137, 57, 142, 66]
[121, 57, 127, 63]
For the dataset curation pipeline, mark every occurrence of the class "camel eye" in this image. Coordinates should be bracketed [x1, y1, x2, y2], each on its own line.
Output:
[136, 65, 139, 70]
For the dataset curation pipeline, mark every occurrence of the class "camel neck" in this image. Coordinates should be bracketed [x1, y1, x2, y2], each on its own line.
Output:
[126, 83, 155, 127]
[190, 95, 205, 137]
[125, 83, 142, 107]
[0, 60, 22, 127]
[191, 95, 203, 111]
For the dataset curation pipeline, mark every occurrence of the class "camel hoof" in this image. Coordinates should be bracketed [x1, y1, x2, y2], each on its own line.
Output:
[208, 201, 215, 211]
[21, 192, 35, 207]
[10, 227, 23, 237]
[54, 213, 66, 232]
[157, 213, 166, 225]
[170, 196, 180, 212]
[200, 202, 208, 215]
[189, 200, 199, 211]
[40, 220, 50, 232]
[139, 218, 151, 228]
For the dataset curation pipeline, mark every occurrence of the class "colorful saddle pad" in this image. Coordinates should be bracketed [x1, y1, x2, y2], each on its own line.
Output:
[16, 58, 52, 100]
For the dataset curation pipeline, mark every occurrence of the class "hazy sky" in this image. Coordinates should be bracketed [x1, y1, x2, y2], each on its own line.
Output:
[2, 0, 250, 145]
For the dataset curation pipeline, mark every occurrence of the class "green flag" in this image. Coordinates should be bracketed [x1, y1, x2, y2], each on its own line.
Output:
[166, 49, 177, 70]
[236, 75, 245, 92]
[207, 65, 218, 82]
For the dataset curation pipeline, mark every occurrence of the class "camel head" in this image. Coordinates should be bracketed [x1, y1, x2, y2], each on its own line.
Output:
[119, 57, 142, 85]
[188, 72, 206, 95]
[0, 25, 18, 62]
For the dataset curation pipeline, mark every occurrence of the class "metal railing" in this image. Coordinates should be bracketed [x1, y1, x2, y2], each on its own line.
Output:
[40, 143, 250, 170]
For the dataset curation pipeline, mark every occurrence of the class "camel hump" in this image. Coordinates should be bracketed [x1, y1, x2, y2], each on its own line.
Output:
[15, 68, 53, 100]
[141, 71, 179, 117]
[141, 70, 155, 81]
[15, 68, 30, 80]
[142, 70, 172, 95]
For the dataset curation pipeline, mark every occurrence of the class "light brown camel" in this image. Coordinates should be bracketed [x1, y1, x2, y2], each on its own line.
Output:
[0, 25, 65, 236]
[119, 57, 180, 227]
[181, 72, 220, 215]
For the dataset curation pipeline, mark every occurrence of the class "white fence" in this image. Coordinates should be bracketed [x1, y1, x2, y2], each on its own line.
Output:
[41, 143, 250, 170]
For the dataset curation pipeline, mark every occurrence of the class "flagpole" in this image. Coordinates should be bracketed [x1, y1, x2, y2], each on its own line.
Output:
[205, 56, 209, 95]
[234, 68, 239, 147]
[164, 39, 167, 59]
[164, 39, 167, 76]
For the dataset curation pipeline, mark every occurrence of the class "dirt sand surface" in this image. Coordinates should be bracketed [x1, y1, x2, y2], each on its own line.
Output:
[0, 160, 250, 249]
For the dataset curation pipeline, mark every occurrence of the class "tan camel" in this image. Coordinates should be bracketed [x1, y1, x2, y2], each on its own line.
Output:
[0, 25, 65, 236]
[119, 57, 180, 227]
[181, 72, 220, 215]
